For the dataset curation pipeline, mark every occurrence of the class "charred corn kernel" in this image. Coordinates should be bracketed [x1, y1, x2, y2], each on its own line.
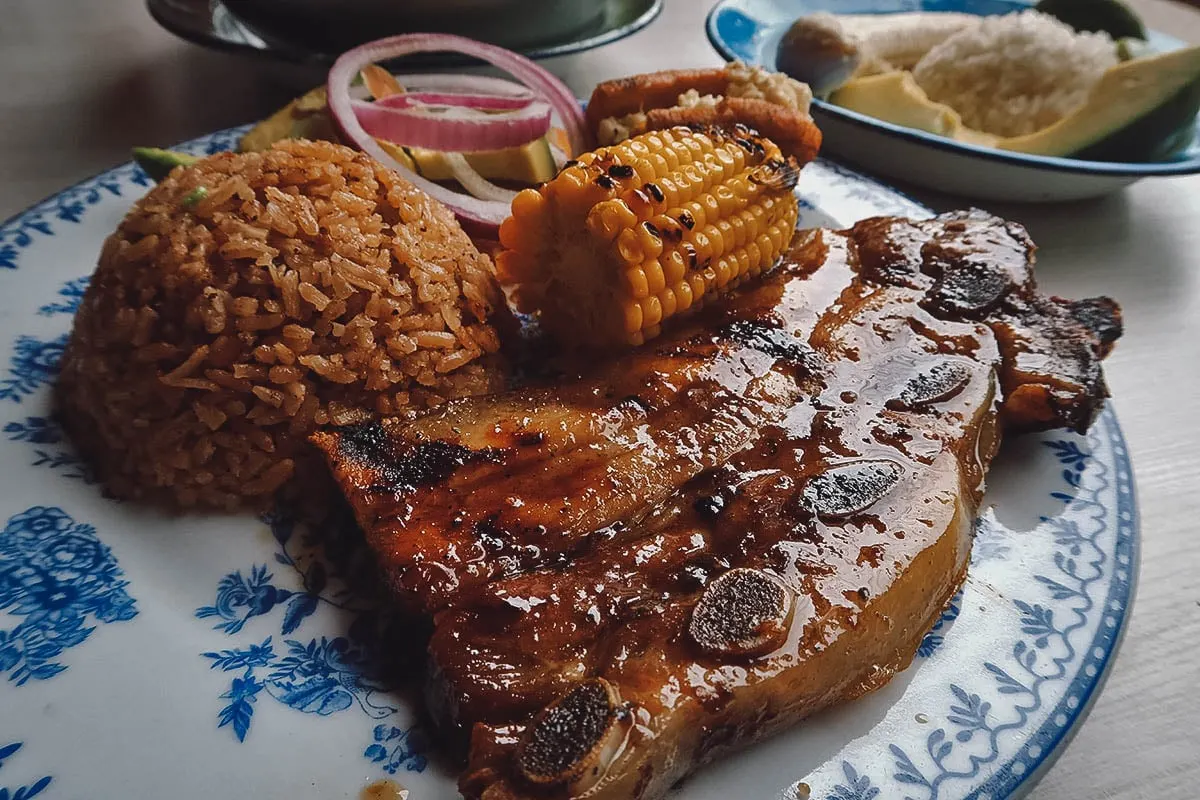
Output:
[682, 201, 707, 231]
[638, 223, 665, 261]
[498, 125, 801, 348]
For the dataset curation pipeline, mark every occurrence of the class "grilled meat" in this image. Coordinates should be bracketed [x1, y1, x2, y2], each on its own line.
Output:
[311, 210, 1120, 800]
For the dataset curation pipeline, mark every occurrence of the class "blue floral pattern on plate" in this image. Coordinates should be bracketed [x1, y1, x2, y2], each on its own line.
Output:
[194, 511, 427, 773]
[0, 742, 52, 800]
[0, 507, 137, 685]
[0, 126, 1138, 798]
[0, 335, 66, 404]
[803, 416, 1137, 800]
[3, 418, 92, 483]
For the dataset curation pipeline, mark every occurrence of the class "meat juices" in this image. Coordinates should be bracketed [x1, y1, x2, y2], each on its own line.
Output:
[312, 211, 1120, 800]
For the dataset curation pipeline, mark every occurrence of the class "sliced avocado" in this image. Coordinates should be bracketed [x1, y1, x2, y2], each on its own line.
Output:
[379, 137, 558, 184]
[1035, 0, 1146, 40]
[831, 72, 999, 145]
[132, 147, 200, 182]
[239, 86, 338, 153]
[999, 46, 1200, 160]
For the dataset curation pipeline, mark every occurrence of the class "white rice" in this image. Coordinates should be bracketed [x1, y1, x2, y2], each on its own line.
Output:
[912, 10, 1118, 137]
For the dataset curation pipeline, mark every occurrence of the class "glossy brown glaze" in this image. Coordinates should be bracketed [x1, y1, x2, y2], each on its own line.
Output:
[311, 211, 1120, 800]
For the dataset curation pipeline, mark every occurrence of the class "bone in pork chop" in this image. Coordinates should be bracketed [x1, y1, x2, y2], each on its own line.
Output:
[311, 210, 1120, 800]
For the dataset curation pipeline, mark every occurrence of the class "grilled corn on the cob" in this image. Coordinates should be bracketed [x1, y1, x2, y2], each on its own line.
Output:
[497, 125, 801, 349]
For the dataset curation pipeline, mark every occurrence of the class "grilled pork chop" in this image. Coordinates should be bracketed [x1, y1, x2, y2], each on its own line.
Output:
[311, 211, 1120, 800]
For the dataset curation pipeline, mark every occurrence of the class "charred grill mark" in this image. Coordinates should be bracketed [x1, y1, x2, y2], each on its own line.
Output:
[340, 423, 505, 494]
[337, 420, 394, 466]
[887, 362, 973, 411]
[802, 460, 903, 520]
[688, 568, 794, 658]
[608, 164, 636, 179]
[749, 157, 801, 193]
[719, 319, 812, 367]
[925, 262, 1013, 318]
[1067, 297, 1123, 350]
[678, 210, 696, 230]
[645, 182, 665, 203]
[596, 174, 616, 190]
[642, 221, 662, 240]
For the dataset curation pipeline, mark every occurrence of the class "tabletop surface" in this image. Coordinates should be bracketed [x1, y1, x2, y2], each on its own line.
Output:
[2, 1, 1198, 797]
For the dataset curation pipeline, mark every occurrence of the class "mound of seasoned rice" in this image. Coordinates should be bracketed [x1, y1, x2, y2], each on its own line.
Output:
[57, 139, 505, 509]
[912, 9, 1118, 138]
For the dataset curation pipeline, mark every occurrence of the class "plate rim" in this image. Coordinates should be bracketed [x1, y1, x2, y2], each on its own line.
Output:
[705, 0, 1200, 178]
[146, 0, 664, 67]
[0, 126, 1141, 800]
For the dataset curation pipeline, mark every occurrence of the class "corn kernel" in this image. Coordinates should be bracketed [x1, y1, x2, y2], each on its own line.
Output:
[494, 125, 801, 348]
[638, 224, 664, 261]
[729, 214, 747, 248]
[511, 188, 545, 220]
[617, 229, 643, 266]
[768, 223, 786, 254]
[634, 158, 656, 184]
[624, 265, 650, 300]
[757, 233, 775, 262]
[640, 295, 663, 327]
[588, 199, 637, 241]
[658, 177, 681, 208]
[624, 302, 643, 334]
[675, 279, 693, 311]
[664, 249, 686, 284]
[645, 260, 666, 295]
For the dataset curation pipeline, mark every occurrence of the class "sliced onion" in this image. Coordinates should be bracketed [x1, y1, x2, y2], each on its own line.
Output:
[443, 153, 518, 203]
[328, 34, 590, 232]
[390, 73, 536, 99]
[352, 97, 551, 151]
[376, 92, 534, 111]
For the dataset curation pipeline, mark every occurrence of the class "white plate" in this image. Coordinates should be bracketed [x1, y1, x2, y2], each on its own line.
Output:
[706, 0, 1200, 202]
[0, 128, 1138, 799]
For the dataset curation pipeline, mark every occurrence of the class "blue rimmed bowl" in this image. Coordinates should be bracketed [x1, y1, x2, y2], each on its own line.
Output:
[707, 0, 1200, 201]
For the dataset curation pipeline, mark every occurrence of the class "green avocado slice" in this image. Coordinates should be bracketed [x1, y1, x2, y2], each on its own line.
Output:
[132, 147, 200, 182]
[998, 46, 1200, 161]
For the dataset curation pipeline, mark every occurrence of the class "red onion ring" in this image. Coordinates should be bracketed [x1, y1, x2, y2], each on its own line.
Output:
[352, 98, 552, 151]
[376, 92, 534, 111]
[328, 34, 590, 233]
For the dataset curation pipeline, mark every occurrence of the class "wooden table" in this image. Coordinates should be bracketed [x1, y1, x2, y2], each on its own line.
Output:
[2, 1, 1197, 797]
